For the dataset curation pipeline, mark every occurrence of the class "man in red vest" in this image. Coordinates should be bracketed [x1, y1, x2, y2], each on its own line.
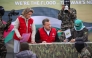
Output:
[35, 18, 60, 43]
[13, 8, 36, 53]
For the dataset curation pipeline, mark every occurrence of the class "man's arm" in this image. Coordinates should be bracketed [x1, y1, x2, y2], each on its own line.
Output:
[58, 10, 63, 20]
[35, 30, 42, 43]
[75, 28, 88, 42]
[4, 18, 12, 31]
[70, 8, 77, 19]
[69, 28, 76, 42]
[54, 32, 60, 42]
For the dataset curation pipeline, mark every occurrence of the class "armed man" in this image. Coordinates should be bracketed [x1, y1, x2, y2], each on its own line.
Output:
[75, 39, 91, 58]
[0, 6, 13, 58]
[58, 0, 77, 41]
[58, 0, 76, 31]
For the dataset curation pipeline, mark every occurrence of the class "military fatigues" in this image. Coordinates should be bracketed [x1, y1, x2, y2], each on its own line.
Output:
[58, 32, 65, 42]
[78, 48, 91, 58]
[58, 29, 73, 42]
[59, 26, 88, 42]
[58, 8, 76, 31]
[58, 8, 76, 42]
[72, 27, 88, 42]
[74, 27, 91, 58]
[0, 15, 12, 58]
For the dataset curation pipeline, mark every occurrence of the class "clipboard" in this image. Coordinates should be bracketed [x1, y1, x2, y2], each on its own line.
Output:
[20, 33, 31, 42]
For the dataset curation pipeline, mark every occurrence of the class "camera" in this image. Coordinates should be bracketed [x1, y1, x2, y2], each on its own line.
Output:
[64, 0, 70, 13]
[8, 9, 19, 20]
[8, 9, 19, 16]
[64, 0, 70, 9]
[64, 5, 69, 13]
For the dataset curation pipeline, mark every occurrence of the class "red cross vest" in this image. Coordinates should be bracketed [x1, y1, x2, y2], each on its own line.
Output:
[39, 28, 56, 43]
[13, 16, 33, 43]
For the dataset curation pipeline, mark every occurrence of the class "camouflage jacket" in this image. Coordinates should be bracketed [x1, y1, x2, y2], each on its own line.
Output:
[78, 48, 91, 58]
[0, 15, 12, 40]
[58, 8, 76, 22]
[58, 8, 76, 31]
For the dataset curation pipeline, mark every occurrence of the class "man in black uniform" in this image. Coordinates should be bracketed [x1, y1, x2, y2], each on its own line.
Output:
[75, 40, 91, 58]
[64, 19, 88, 42]
[0, 6, 12, 58]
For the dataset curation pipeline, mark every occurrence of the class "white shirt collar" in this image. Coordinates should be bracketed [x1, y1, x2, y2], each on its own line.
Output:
[44, 28, 51, 35]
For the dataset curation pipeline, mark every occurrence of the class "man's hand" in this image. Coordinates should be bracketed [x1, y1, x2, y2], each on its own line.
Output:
[70, 39, 75, 42]
[42, 41, 46, 43]
[31, 40, 36, 44]
[63, 39, 68, 42]
[68, 9, 72, 14]
[64, 39, 67, 42]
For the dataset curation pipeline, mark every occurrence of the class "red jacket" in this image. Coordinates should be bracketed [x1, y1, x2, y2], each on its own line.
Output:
[13, 16, 33, 43]
[39, 28, 57, 43]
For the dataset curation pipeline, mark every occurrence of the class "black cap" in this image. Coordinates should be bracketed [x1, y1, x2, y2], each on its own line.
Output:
[64, 0, 70, 9]
[0, 6, 5, 16]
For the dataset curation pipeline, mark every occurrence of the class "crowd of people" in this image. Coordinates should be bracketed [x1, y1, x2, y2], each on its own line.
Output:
[13, 6, 91, 58]
[0, 0, 91, 58]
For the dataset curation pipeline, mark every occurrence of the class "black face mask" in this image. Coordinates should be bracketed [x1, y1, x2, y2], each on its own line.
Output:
[75, 41, 85, 53]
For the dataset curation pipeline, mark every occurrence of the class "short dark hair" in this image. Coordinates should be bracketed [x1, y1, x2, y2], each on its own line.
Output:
[20, 42, 29, 51]
[42, 18, 49, 25]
